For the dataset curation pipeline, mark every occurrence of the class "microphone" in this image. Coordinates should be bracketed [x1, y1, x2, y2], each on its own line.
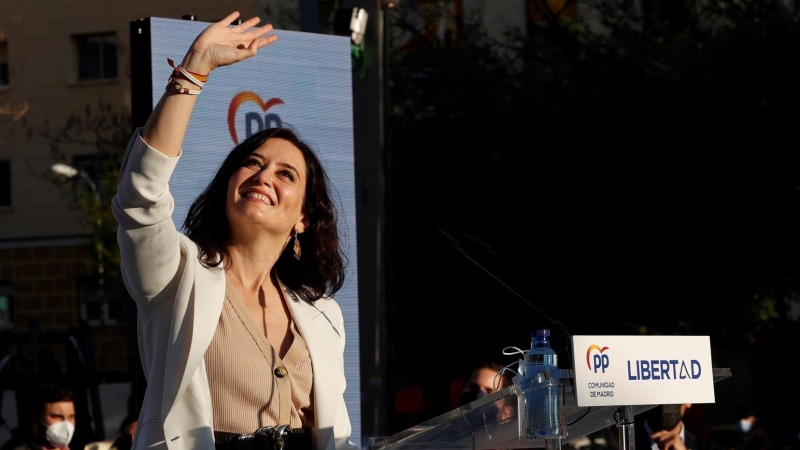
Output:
[436, 229, 575, 373]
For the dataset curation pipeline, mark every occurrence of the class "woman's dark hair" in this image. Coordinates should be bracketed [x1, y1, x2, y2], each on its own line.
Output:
[183, 126, 346, 301]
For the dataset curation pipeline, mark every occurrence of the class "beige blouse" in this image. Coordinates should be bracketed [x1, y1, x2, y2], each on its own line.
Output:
[204, 281, 315, 433]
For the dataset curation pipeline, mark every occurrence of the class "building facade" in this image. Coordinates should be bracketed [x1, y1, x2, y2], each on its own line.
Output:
[0, 0, 285, 370]
[0, 1, 301, 444]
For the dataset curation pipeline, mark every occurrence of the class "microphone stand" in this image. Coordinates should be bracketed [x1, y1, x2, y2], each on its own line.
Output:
[438, 229, 573, 450]
[454, 231, 644, 450]
[437, 229, 575, 374]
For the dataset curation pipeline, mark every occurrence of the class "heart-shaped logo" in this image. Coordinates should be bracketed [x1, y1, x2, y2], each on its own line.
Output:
[228, 91, 285, 145]
[586, 344, 609, 369]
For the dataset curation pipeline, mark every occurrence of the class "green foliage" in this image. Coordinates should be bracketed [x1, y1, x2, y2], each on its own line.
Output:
[390, 0, 800, 147]
[40, 101, 131, 301]
[385, 0, 800, 341]
[730, 291, 781, 342]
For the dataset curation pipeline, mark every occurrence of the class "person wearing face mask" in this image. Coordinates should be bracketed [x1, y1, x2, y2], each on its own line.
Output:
[458, 362, 510, 406]
[731, 403, 771, 450]
[12, 383, 76, 450]
[457, 362, 515, 425]
[635, 404, 727, 450]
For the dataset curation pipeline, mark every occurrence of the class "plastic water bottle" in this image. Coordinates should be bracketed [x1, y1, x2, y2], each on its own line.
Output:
[523, 328, 561, 437]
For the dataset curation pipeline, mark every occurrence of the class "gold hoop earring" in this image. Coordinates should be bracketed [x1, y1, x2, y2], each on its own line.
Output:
[293, 230, 302, 260]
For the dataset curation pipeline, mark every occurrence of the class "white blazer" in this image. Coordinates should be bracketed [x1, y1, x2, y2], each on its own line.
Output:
[112, 129, 358, 450]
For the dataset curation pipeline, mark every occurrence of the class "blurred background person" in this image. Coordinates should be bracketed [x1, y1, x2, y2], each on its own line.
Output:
[84, 413, 137, 450]
[707, 403, 772, 450]
[12, 383, 76, 450]
[457, 362, 511, 406]
[732, 403, 771, 450]
[457, 362, 515, 424]
[636, 403, 726, 450]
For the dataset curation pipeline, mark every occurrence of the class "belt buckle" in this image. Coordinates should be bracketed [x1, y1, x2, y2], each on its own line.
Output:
[272, 425, 292, 450]
[253, 426, 275, 450]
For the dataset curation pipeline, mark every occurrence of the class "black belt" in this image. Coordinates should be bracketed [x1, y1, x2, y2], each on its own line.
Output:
[214, 426, 312, 450]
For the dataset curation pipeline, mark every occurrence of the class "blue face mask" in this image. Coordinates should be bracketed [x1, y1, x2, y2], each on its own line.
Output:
[738, 419, 753, 434]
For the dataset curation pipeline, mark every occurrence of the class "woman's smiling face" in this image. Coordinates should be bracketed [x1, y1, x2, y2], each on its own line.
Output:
[226, 137, 308, 239]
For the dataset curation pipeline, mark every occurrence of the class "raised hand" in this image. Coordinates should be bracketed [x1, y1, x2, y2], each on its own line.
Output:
[180, 11, 278, 76]
[141, 11, 278, 156]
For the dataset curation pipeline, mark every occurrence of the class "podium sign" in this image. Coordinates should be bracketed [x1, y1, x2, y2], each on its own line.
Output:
[571, 335, 715, 407]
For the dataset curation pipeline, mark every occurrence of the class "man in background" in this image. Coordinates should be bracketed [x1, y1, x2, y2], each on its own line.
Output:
[458, 361, 515, 424]
[706, 402, 775, 450]
[636, 403, 727, 450]
[458, 362, 511, 405]
[13, 383, 76, 450]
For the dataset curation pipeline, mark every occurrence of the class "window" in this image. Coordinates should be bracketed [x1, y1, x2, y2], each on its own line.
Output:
[0, 160, 10, 208]
[71, 155, 105, 201]
[78, 276, 119, 325]
[0, 41, 8, 87]
[0, 281, 12, 329]
[73, 33, 117, 81]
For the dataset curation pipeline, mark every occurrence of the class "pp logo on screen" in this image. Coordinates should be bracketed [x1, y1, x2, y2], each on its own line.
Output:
[228, 91, 285, 145]
[586, 345, 610, 373]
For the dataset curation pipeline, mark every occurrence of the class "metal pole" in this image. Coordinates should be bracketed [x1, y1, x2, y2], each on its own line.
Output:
[618, 405, 635, 450]
[129, 16, 152, 415]
[77, 170, 105, 314]
[72, 171, 107, 440]
[344, 0, 388, 444]
[76, 171, 100, 206]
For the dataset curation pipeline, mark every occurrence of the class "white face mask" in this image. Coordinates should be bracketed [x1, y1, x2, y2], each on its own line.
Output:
[738, 419, 753, 434]
[44, 420, 75, 447]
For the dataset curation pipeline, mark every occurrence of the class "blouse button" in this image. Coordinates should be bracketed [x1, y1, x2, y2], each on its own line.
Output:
[274, 366, 288, 378]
